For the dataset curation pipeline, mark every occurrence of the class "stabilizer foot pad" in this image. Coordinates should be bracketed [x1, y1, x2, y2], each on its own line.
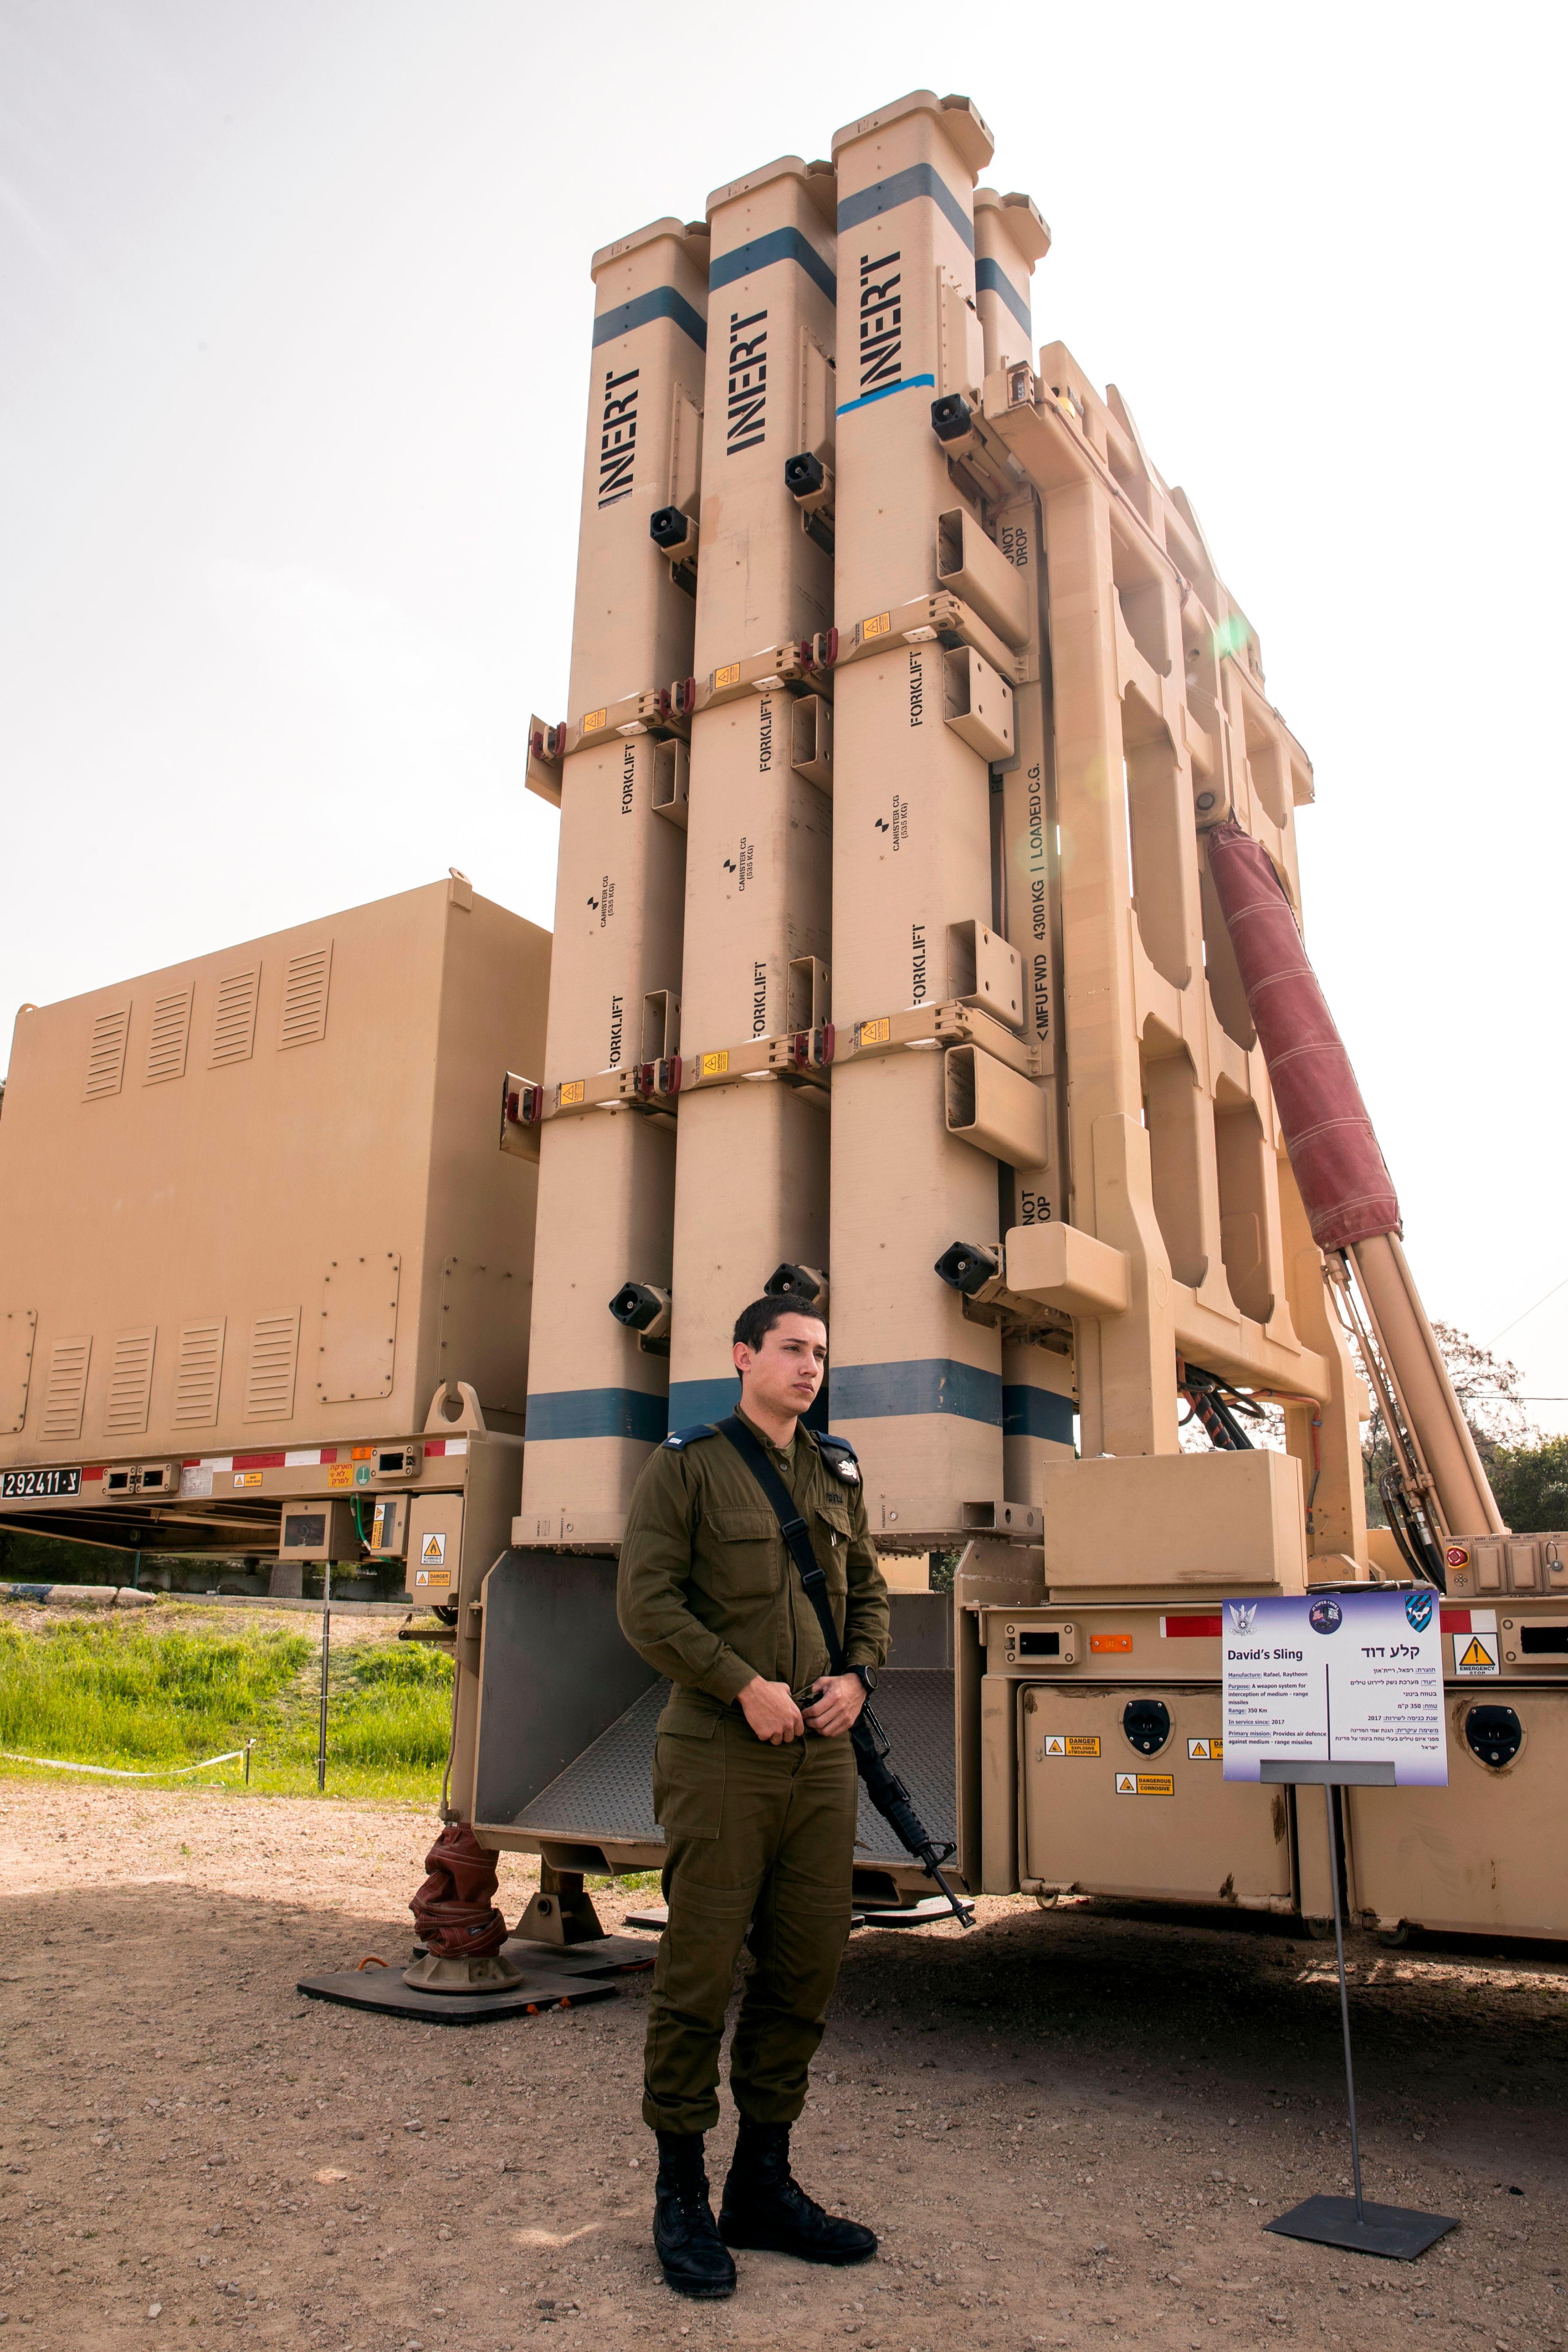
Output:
[297, 1967, 619, 2025]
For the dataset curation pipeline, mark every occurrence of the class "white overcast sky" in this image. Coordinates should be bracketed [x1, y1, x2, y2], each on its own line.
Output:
[4, 1, 1566, 1430]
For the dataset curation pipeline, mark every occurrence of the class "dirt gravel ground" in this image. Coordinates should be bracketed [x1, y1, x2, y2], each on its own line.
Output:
[1, 1783, 1565, 2352]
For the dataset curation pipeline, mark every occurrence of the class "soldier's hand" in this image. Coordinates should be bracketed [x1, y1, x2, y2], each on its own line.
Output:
[738, 1677, 805, 1745]
[801, 1672, 867, 1738]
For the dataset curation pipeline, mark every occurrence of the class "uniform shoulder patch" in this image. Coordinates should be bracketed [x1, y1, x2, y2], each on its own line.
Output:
[813, 1430, 861, 1483]
[663, 1423, 720, 1452]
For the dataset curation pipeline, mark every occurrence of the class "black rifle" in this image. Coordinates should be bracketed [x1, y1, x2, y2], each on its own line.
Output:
[716, 1415, 974, 1928]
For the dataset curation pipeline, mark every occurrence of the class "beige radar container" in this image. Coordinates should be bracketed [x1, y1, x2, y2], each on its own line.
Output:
[0, 876, 547, 1496]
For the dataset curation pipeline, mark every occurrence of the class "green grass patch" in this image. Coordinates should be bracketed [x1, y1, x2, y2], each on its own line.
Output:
[0, 1609, 453, 1802]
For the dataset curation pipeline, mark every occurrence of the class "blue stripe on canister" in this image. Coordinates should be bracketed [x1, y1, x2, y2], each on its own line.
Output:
[524, 1387, 669, 1444]
[837, 163, 975, 255]
[975, 255, 1032, 335]
[830, 1358, 1003, 1426]
[710, 227, 836, 306]
[591, 286, 707, 352]
[834, 372, 935, 417]
[1001, 1384, 1076, 1446]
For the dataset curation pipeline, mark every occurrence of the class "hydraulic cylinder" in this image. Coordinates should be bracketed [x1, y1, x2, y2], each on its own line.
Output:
[521, 218, 709, 1543]
[665, 158, 838, 1425]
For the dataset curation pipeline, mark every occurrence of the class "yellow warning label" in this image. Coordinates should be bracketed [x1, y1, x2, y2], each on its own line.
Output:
[855, 1017, 891, 1047]
[1455, 1632, 1500, 1676]
[328, 1464, 352, 1488]
[558, 1080, 586, 1108]
[862, 612, 891, 640]
[233, 1472, 262, 1488]
[421, 1531, 446, 1565]
[1044, 1734, 1101, 1757]
[1187, 1737, 1222, 1761]
[581, 707, 606, 733]
[714, 663, 740, 689]
[700, 1050, 729, 1078]
[1116, 1772, 1174, 1795]
[414, 1568, 450, 1589]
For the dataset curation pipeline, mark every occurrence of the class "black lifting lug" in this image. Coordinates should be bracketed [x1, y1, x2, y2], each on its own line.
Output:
[649, 505, 694, 551]
[934, 1239, 1000, 1298]
[784, 450, 825, 500]
[931, 392, 974, 444]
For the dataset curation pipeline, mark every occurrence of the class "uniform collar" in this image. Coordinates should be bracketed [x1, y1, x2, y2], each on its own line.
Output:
[735, 1404, 802, 1461]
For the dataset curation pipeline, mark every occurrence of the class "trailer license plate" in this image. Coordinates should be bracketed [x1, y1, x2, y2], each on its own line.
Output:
[2, 1466, 83, 1498]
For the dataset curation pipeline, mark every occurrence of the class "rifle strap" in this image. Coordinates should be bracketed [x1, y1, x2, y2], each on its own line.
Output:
[715, 1415, 848, 1679]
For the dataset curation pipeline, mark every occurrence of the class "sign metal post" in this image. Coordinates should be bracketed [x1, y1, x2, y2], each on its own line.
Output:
[1222, 1588, 1458, 2260]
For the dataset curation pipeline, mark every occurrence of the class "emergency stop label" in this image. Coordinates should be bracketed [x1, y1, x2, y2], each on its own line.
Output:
[1043, 1734, 1100, 1758]
[1455, 1630, 1500, 1676]
[1115, 1773, 1174, 1796]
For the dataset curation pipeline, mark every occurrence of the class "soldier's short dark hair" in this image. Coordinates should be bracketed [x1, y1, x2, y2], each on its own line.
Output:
[732, 1295, 828, 1352]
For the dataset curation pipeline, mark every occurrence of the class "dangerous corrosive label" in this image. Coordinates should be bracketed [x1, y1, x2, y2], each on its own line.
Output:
[1115, 1773, 1174, 1796]
[1187, 1737, 1222, 1761]
[421, 1532, 446, 1566]
[1043, 1735, 1101, 1758]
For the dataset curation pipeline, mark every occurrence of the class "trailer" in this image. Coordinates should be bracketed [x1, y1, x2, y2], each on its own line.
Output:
[6, 87, 1563, 1958]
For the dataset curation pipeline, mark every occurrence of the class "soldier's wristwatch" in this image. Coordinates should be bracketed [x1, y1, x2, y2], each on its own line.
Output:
[851, 1664, 879, 1694]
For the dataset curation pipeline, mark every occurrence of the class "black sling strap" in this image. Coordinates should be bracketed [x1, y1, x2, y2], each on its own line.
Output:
[716, 1412, 850, 1677]
[714, 1412, 974, 1927]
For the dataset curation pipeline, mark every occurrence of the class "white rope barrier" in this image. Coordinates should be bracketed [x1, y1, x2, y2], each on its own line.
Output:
[0, 1747, 248, 1778]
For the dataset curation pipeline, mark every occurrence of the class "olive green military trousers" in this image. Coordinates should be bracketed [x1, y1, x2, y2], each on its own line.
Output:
[642, 1713, 858, 2135]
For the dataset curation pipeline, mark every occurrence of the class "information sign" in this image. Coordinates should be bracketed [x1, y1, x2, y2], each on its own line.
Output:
[1221, 1588, 1447, 1787]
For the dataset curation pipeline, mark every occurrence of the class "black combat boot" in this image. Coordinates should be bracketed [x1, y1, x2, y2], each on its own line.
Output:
[652, 2131, 737, 2300]
[719, 2116, 877, 2264]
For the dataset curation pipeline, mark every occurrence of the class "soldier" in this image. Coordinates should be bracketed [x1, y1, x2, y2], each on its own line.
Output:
[616, 1294, 889, 2300]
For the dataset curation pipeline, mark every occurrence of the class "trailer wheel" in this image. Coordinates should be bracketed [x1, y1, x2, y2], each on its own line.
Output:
[1303, 1916, 1334, 1940]
[1375, 1923, 1410, 1948]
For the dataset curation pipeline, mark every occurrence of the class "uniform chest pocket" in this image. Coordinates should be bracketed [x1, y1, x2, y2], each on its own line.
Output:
[813, 1501, 853, 1591]
[701, 1505, 779, 1598]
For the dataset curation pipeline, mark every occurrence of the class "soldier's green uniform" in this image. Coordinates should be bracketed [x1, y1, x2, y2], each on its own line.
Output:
[617, 1410, 890, 2136]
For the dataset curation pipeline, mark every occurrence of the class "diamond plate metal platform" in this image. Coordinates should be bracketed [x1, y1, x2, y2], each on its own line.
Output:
[508, 1668, 956, 1866]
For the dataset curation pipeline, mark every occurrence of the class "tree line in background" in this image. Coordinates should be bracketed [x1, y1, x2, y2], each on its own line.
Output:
[1363, 1322, 1568, 1534]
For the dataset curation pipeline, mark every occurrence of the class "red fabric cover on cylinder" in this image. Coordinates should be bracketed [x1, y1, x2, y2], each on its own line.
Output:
[1205, 818, 1400, 1250]
[409, 1822, 509, 1958]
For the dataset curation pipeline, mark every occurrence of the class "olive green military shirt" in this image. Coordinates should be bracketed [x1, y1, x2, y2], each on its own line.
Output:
[616, 1409, 891, 1735]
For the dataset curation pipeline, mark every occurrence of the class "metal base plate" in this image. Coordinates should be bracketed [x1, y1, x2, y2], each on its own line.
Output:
[499, 1932, 653, 1975]
[297, 1968, 619, 2025]
[1265, 2195, 1458, 2260]
[855, 1894, 958, 1926]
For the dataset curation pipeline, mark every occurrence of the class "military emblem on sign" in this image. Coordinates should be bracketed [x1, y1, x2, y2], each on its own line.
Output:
[1308, 1597, 1343, 1635]
[1405, 1590, 1435, 1632]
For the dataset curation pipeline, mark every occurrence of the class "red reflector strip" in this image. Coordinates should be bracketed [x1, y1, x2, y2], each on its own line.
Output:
[82, 1466, 104, 1482]
[425, 1440, 447, 1456]
[233, 1451, 285, 1471]
[1161, 1614, 1222, 1637]
[319, 1446, 338, 1464]
[1440, 1608, 1472, 1633]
